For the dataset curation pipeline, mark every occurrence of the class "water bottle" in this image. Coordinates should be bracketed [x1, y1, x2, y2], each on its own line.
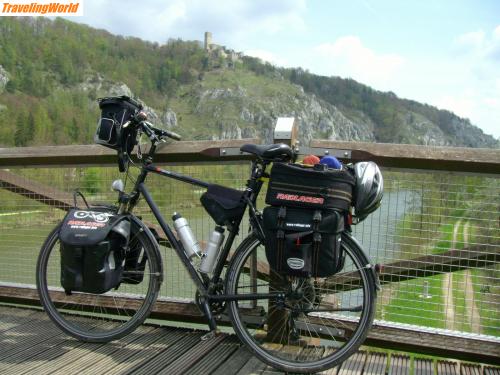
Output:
[172, 213, 201, 259]
[199, 226, 225, 274]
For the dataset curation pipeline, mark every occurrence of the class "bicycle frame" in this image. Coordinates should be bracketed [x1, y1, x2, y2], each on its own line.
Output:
[122, 147, 281, 331]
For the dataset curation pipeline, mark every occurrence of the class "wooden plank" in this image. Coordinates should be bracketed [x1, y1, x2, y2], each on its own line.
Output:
[2, 285, 500, 366]
[211, 345, 254, 375]
[0, 331, 79, 373]
[0, 319, 65, 360]
[364, 352, 388, 375]
[0, 306, 41, 332]
[21, 340, 106, 375]
[437, 361, 458, 375]
[310, 140, 500, 174]
[364, 321, 500, 366]
[0, 139, 259, 167]
[130, 332, 212, 375]
[389, 354, 410, 375]
[156, 333, 228, 375]
[376, 245, 499, 284]
[323, 244, 499, 292]
[415, 358, 434, 375]
[2, 140, 499, 174]
[0, 170, 173, 242]
[235, 356, 267, 375]
[50, 326, 155, 375]
[0, 169, 73, 209]
[460, 363, 481, 375]
[338, 351, 366, 375]
[0, 285, 204, 323]
[178, 336, 240, 375]
[484, 367, 500, 375]
[77, 327, 174, 375]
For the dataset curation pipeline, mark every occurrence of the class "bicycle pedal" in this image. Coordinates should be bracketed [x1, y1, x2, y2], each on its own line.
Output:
[201, 329, 219, 341]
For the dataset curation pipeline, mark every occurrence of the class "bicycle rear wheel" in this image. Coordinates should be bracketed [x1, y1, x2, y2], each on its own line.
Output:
[36, 220, 162, 342]
[226, 232, 376, 373]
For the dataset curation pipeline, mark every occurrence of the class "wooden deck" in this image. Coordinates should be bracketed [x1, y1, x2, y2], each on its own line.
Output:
[0, 305, 498, 375]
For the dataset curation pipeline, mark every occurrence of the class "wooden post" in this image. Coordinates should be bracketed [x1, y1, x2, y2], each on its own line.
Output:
[273, 117, 298, 149]
[265, 117, 300, 343]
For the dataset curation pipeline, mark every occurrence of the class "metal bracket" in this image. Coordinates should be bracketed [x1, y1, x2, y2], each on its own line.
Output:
[219, 147, 245, 157]
[297, 147, 352, 159]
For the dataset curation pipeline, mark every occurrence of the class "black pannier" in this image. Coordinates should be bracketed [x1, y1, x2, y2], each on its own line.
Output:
[95, 96, 143, 151]
[263, 206, 345, 277]
[59, 208, 130, 294]
[200, 184, 246, 226]
[265, 162, 355, 211]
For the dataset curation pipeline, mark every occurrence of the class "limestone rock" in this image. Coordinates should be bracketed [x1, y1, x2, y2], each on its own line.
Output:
[0, 65, 9, 92]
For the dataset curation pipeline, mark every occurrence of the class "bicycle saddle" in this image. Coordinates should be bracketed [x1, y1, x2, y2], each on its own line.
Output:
[240, 143, 294, 161]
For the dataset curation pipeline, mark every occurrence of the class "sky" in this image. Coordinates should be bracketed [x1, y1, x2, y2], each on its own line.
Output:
[71, 0, 500, 138]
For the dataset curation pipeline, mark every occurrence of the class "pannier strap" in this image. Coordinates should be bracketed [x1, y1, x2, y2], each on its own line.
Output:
[313, 210, 322, 275]
[73, 190, 90, 209]
[278, 206, 287, 219]
[276, 207, 287, 273]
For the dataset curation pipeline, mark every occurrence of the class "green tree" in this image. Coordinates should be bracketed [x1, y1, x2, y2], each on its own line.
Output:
[14, 111, 28, 146]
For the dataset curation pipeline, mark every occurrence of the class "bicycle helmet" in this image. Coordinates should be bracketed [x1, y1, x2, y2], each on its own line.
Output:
[353, 161, 383, 222]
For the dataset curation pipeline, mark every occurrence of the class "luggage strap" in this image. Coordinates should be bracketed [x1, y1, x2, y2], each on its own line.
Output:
[312, 210, 322, 275]
[276, 207, 287, 272]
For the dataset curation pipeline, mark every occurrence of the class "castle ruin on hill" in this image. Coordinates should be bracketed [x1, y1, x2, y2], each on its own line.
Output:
[204, 31, 243, 68]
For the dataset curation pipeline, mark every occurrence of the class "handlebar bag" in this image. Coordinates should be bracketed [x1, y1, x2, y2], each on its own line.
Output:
[265, 162, 355, 211]
[263, 206, 345, 278]
[59, 208, 130, 294]
[95, 96, 143, 151]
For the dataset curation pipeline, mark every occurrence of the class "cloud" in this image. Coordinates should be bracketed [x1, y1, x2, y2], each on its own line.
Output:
[453, 26, 500, 61]
[312, 36, 405, 91]
[453, 30, 485, 50]
[244, 49, 289, 66]
[435, 93, 476, 120]
[72, 0, 306, 44]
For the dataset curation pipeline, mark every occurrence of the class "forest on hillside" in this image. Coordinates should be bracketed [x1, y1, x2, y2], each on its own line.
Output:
[0, 17, 496, 148]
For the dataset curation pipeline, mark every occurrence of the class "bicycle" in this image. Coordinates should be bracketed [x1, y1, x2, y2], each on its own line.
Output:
[36, 97, 380, 373]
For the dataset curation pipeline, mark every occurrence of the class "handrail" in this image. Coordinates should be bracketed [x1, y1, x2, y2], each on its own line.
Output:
[0, 139, 259, 167]
[308, 140, 500, 174]
[1, 139, 499, 174]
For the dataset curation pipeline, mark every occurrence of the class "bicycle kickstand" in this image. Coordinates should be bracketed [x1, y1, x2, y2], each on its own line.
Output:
[199, 297, 219, 340]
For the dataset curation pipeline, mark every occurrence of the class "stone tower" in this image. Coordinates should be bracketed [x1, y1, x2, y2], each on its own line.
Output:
[204, 32, 212, 51]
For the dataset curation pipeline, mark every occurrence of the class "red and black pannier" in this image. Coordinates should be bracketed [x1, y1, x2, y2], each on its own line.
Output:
[263, 162, 354, 277]
[265, 162, 354, 211]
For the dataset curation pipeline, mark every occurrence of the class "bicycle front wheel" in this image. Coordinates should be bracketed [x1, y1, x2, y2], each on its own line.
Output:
[36, 221, 162, 342]
[226, 233, 376, 373]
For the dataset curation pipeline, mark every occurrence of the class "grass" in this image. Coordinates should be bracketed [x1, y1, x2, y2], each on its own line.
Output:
[384, 274, 446, 329]
[470, 268, 500, 336]
[170, 68, 305, 140]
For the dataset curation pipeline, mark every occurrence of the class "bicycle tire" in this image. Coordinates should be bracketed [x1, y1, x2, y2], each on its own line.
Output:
[36, 219, 162, 342]
[226, 232, 376, 373]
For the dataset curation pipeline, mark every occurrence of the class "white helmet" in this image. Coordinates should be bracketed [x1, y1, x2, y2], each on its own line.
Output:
[353, 161, 383, 222]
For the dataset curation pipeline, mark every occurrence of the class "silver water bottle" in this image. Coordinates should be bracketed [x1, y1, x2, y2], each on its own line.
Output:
[199, 226, 225, 274]
[172, 213, 202, 259]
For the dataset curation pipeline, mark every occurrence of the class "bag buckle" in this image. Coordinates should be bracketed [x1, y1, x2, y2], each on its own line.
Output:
[277, 230, 285, 239]
[313, 210, 322, 223]
[278, 206, 287, 219]
[313, 233, 322, 243]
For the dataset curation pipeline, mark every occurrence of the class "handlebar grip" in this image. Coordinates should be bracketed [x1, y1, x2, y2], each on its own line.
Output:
[163, 130, 182, 141]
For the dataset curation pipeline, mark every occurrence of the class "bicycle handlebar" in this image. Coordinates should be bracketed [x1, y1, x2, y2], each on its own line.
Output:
[132, 111, 182, 142]
[140, 121, 182, 142]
